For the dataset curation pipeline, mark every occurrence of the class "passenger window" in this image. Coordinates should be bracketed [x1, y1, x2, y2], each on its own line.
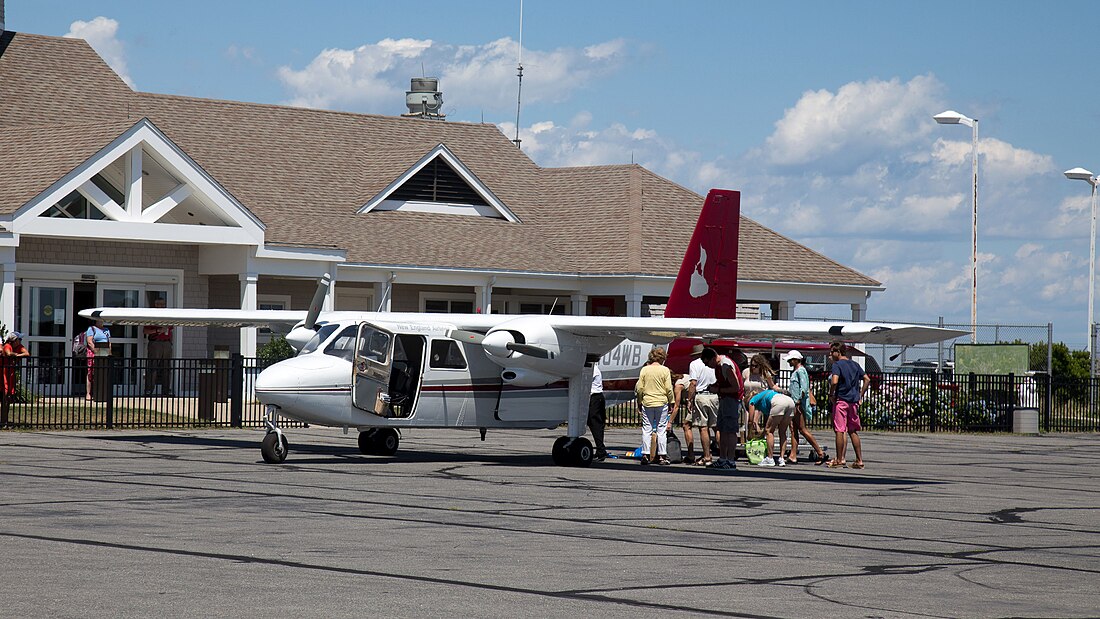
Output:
[429, 340, 467, 370]
[323, 325, 359, 362]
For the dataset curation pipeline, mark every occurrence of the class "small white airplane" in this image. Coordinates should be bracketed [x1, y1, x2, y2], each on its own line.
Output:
[81, 190, 968, 466]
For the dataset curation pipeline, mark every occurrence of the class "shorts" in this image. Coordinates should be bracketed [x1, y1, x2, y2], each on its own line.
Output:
[692, 393, 719, 428]
[716, 397, 740, 433]
[768, 393, 796, 419]
[833, 400, 861, 433]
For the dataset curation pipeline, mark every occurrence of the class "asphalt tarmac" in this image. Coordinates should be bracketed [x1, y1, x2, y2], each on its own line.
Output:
[1, 427, 1097, 618]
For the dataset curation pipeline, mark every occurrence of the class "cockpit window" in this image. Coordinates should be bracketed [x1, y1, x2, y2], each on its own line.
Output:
[429, 339, 467, 369]
[323, 325, 359, 362]
[301, 323, 341, 355]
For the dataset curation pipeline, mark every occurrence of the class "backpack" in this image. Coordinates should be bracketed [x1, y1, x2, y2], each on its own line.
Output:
[72, 332, 87, 355]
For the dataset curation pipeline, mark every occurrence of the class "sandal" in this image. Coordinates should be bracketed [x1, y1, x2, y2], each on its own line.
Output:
[814, 451, 829, 465]
[695, 457, 712, 467]
[827, 460, 847, 469]
[850, 462, 865, 469]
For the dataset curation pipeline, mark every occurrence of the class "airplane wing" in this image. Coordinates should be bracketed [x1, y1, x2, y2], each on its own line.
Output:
[539, 316, 969, 347]
[79, 307, 308, 328]
[78, 308, 968, 346]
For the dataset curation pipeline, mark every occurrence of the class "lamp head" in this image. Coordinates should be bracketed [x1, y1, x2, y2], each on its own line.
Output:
[933, 110, 975, 127]
[1064, 167, 1098, 186]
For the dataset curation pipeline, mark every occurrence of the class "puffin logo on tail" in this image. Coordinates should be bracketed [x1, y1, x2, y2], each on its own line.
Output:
[689, 246, 709, 298]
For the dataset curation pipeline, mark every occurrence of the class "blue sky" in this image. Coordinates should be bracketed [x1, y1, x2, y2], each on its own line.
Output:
[9, 1, 1100, 347]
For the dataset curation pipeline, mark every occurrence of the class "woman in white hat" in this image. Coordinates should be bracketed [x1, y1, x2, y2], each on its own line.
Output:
[785, 350, 827, 465]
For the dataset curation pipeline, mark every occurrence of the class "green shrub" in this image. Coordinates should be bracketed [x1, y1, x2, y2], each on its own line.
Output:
[257, 336, 296, 368]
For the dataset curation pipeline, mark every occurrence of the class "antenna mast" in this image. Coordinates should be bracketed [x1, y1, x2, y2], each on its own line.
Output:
[513, 0, 524, 149]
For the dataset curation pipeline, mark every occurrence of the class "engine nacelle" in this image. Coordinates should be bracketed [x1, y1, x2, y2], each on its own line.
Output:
[481, 316, 589, 376]
[500, 368, 562, 387]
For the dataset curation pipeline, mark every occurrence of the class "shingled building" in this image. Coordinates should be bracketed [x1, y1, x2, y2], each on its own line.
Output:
[0, 27, 881, 367]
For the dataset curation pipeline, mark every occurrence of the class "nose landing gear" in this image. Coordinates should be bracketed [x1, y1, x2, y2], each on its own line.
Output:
[261, 422, 289, 463]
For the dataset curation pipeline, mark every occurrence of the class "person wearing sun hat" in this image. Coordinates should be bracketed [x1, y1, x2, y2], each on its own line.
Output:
[785, 350, 827, 465]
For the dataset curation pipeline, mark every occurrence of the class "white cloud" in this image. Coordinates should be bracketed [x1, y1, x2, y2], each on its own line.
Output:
[763, 75, 942, 166]
[277, 36, 625, 114]
[277, 38, 433, 110]
[64, 16, 134, 87]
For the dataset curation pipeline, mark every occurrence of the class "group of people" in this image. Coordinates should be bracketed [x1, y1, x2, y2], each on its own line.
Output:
[589, 340, 869, 470]
[81, 310, 174, 400]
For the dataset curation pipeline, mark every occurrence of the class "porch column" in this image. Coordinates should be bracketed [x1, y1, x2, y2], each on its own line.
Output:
[775, 300, 796, 320]
[1, 261, 14, 333]
[474, 277, 494, 314]
[851, 302, 867, 322]
[373, 272, 395, 312]
[626, 293, 643, 318]
[240, 273, 258, 356]
[570, 294, 588, 316]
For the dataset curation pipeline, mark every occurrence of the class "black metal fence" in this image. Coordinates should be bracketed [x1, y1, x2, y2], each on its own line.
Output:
[1, 357, 1097, 433]
[0, 355, 304, 429]
[606, 370, 1098, 433]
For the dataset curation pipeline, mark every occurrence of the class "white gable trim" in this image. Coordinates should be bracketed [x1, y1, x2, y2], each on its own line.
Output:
[15, 118, 264, 244]
[141, 184, 193, 223]
[359, 143, 520, 223]
[77, 179, 127, 220]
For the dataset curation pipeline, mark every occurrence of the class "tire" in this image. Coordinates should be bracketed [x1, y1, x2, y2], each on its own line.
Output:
[261, 432, 288, 463]
[374, 428, 400, 456]
[570, 437, 593, 468]
[358, 430, 376, 455]
[551, 436, 570, 466]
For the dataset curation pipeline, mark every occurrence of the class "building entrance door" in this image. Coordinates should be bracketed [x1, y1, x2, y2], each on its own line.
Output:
[23, 281, 73, 392]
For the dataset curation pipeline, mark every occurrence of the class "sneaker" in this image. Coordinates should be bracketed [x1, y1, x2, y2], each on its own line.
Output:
[777, 457, 786, 467]
[594, 451, 607, 462]
[758, 456, 775, 467]
[640, 456, 650, 466]
[710, 458, 736, 470]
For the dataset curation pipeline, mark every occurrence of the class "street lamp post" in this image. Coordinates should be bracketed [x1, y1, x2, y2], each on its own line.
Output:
[934, 110, 979, 343]
[1065, 167, 1100, 377]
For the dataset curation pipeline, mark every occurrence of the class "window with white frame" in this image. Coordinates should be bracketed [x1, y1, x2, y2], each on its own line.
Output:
[257, 294, 291, 345]
[419, 292, 476, 314]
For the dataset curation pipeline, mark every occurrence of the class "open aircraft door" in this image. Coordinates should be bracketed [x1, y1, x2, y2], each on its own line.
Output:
[352, 322, 394, 416]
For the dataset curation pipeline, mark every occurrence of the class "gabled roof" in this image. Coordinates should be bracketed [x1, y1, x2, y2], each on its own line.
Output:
[0, 30, 880, 287]
[361, 143, 520, 222]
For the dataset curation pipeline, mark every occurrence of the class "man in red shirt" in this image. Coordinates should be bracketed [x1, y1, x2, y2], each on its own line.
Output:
[2, 331, 29, 398]
[701, 347, 744, 470]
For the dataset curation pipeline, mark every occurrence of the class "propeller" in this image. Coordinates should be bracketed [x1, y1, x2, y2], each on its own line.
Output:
[448, 329, 486, 345]
[304, 273, 332, 331]
[507, 343, 552, 359]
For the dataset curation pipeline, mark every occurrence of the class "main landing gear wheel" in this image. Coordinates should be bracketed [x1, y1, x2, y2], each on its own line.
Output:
[261, 432, 289, 463]
[358, 429, 400, 456]
[373, 428, 400, 456]
[551, 436, 593, 467]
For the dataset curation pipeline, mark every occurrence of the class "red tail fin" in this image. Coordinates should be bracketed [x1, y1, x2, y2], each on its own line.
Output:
[665, 189, 740, 319]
